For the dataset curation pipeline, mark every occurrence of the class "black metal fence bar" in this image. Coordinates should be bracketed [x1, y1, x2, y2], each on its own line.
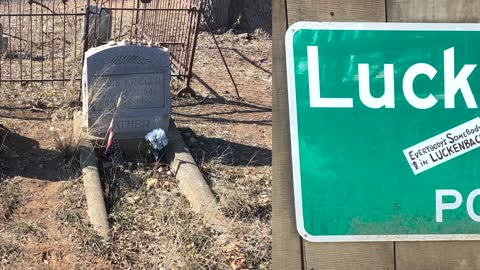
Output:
[0, 13, 86, 16]
[0, 78, 74, 82]
[107, 7, 193, 11]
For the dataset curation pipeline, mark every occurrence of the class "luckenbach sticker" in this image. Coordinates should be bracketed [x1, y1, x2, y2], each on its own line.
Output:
[403, 117, 480, 175]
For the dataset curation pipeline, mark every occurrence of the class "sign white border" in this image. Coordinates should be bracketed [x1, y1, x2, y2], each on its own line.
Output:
[285, 21, 480, 242]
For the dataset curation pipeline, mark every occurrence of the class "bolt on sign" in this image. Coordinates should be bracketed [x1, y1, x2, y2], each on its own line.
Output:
[286, 22, 480, 242]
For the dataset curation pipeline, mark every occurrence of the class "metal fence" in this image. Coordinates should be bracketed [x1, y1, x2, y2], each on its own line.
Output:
[91, 0, 204, 86]
[0, 0, 84, 85]
[0, 0, 204, 87]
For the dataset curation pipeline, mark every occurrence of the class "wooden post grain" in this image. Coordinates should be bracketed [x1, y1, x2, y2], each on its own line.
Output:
[272, 0, 303, 268]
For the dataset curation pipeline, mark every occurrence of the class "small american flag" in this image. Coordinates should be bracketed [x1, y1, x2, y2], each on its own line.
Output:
[104, 121, 123, 163]
[103, 93, 124, 164]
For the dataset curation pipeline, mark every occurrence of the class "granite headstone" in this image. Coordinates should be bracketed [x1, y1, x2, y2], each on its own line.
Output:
[82, 41, 171, 140]
[87, 6, 112, 48]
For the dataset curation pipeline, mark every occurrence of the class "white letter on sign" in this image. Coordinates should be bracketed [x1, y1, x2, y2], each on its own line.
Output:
[444, 47, 477, 109]
[307, 46, 353, 108]
[403, 63, 438, 109]
[467, 189, 480, 222]
[358, 64, 395, 108]
[436, 189, 462, 222]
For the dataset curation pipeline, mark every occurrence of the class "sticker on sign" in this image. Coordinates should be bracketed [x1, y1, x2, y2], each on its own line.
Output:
[403, 117, 480, 174]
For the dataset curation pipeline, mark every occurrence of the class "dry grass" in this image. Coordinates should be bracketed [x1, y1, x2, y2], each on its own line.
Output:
[109, 185, 228, 269]
[0, 180, 23, 222]
[8, 221, 48, 241]
[54, 178, 112, 266]
[0, 125, 9, 152]
[0, 182, 29, 268]
[51, 74, 122, 166]
[206, 163, 271, 221]
[51, 125, 81, 162]
[0, 232, 21, 267]
[51, 154, 270, 269]
[0, 125, 9, 179]
[87, 74, 133, 141]
[174, 124, 272, 268]
[200, 161, 271, 269]
[96, 149, 271, 269]
[49, 122, 84, 179]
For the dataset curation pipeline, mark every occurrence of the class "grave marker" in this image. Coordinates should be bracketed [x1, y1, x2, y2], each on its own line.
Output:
[87, 6, 112, 48]
[82, 41, 171, 140]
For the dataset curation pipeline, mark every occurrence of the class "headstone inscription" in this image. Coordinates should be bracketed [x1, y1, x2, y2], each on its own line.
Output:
[87, 6, 112, 48]
[82, 41, 171, 140]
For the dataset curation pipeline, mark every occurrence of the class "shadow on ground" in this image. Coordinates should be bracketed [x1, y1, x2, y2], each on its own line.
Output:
[0, 127, 78, 181]
[173, 94, 272, 126]
[229, 48, 271, 75]
[189, 73, 271, 110]
[178, 127, 271, 167]
[0, 106, 51, 121]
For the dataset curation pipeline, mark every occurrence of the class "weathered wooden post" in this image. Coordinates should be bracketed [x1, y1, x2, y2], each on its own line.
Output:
[274, 1, 480, 269]
[272, 0, 302, 269]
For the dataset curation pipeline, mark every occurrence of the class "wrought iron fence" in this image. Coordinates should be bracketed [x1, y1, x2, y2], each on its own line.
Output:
[91, 0, 204, 87]
[0, 0, 84, 85]
[0, 0, 203, 87]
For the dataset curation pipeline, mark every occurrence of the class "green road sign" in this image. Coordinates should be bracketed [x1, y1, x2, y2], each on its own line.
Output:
[286, 22, 480, 242]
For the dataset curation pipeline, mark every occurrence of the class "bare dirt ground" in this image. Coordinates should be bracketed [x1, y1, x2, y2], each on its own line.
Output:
[0, 29, 271, 269]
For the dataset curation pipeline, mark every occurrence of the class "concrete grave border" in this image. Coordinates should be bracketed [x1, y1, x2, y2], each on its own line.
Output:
[165, 120, 229, 233]
[74, 112, 228, 238]
[74, 111, 110, 239]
